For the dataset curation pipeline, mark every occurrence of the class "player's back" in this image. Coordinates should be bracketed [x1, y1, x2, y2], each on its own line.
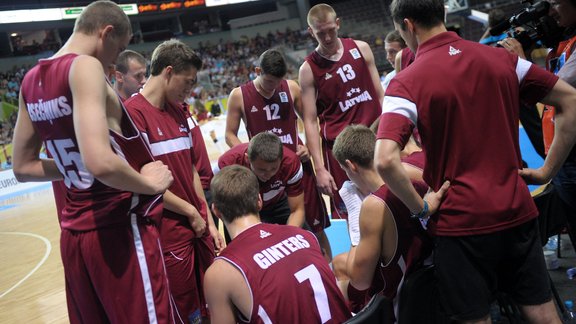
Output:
[217, 223, 350, 323]
[21, 54, 162, 231]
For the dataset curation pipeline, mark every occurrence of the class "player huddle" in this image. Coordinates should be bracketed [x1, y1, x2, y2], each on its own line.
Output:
[12, 0, 576, 324]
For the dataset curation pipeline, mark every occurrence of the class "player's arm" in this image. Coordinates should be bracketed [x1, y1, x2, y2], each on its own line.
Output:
[375, 138, 449, 218]
[12, 91, 62, 182]
[204, 260, 242, 324]
[225, 87, 245, 148]
[356, 40, 385, 108]
[163, 190, 206, 237]
[394, 50, 403, 73]
[348, 197, 385, 290]
[288, 80, 310, 162]
[192, 164, 226, 250]
[286, 193, 305, 227]
[298, 62, 337, 195]
[70, 55, 172, 195]
[521, 79, 576, 184]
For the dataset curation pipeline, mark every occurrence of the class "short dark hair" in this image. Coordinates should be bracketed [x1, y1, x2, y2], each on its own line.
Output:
[259, 49, 287, 78]
[149, 39, 202, 76]
[385, 30, 406, 48]
[115, 50, 146, 74]
[488, 9, 506, 28]
[390, 0, 445, 30]
[211, 165, 260, 223]
[74, 0, 131, 38]
[333, 125, 375, 169]
[247, 132, 283, 162]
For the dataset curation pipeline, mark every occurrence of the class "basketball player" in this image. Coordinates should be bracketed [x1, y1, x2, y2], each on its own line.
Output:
[299, 3, 384, 219]
[225, 48, 332, 259]
[114, 49, 147, 101]
[125, 39, 224, 323]
[215, 132, 305, 228]
[12, 1, 174, 322]
[332, 125, 436, 321]
[204, 165, 351, 323]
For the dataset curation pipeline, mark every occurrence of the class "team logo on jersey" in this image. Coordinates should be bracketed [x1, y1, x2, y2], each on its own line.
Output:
[346, 88, 361, 97]
[270, 180, 283, 189]
[349, 48, 361, 59]
[324, 73, 332, 80]
[157, 127, 163, 136]
[313, 219, 320, 226]
[251, 105, 258, 112]
[279, 92, 288, 103]
[178, 124, 188, 133]
[260, 230, 271, 238]
[270, 127, 283, 135]
[448, 46, 461, 56]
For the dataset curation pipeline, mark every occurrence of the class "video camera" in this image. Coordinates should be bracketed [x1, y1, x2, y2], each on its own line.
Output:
[489, 0, 564, 50]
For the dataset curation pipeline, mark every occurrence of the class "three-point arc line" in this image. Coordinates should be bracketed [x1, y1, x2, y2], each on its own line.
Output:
[0, 232, 52, 298]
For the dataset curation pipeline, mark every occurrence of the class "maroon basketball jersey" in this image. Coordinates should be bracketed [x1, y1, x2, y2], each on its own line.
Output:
[188, 111, 213, 191]
[217, 223, 350, 323]
[20, 54, 162, 231]
[241, 80, 300, 152]
[401, 48, 416, 70]
[305, 38, 381, 142]
[400, 151, 426, 170]
[369, 181, 433, 301]
[216, 144, 303, 209]
[126, 93, 209, 249]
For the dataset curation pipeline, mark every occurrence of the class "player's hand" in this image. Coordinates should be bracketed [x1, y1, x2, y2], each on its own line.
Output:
[140, 161, 173, 194]
[519, 167, 553, 185]
[315, 168, 337, 196]
[296, 144, 311, 163]
[423, 180, 450, 216]
[209, 223, 226, 253]
[187, 206, 207, 237]
[498, 38, 526, 59]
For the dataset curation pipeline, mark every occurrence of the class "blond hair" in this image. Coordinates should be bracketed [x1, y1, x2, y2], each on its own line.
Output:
[307, 3, 337, 26]
[74, 0, 131, 38]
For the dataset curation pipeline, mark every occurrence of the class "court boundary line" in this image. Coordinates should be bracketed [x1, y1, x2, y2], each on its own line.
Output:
[0, 231, 52, 298]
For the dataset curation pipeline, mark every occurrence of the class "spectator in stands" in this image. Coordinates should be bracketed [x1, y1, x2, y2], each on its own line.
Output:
[299, 3, 384, 219]
[114, 50, 147, 101]
[376, 0, 576, 321]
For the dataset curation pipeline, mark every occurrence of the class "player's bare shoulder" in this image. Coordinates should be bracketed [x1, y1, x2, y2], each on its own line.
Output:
[353, 40, 374, 57]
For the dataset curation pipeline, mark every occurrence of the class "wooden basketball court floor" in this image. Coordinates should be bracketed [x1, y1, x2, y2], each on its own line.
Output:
[0, 116, 351, 323]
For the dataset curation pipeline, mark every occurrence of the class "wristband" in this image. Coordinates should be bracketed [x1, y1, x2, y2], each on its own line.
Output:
[411, 200, 429, 219]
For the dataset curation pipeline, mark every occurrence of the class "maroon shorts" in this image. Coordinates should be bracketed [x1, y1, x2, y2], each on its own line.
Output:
[163, 235, 215, 322]
[322, 142, 349, 219]
[302, 160, 331, 232]
[61, 217, 173, 324]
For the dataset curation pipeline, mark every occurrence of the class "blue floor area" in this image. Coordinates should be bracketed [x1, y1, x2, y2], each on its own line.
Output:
[519, 126, 544, 192]
[325, 220, 351, 256]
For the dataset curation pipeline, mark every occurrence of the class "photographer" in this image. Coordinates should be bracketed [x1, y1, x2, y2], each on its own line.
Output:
[502, 0, 576, 252]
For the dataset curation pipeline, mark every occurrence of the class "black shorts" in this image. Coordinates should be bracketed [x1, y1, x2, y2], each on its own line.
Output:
[434, 219, 551, 321]
[260, 195, 311, 230]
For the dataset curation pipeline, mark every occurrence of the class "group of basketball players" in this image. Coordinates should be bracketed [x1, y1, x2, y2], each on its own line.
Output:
[11, 0, 576, 323]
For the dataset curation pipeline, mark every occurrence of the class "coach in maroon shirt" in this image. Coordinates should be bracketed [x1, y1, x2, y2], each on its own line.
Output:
[375, 0, 576, 322]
